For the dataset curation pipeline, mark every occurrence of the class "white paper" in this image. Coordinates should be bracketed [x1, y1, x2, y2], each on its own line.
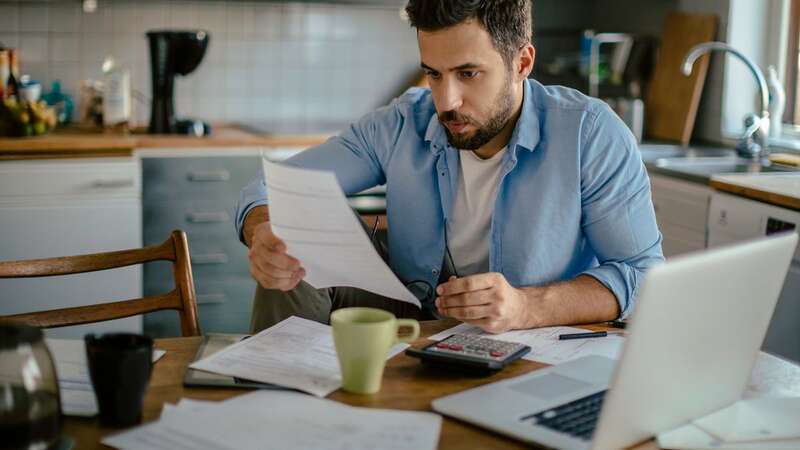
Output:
[694, 397, 800, 442]
[658, 423, 800, 450]
[262, 159, 419, 307]
[102, 421, 227, 450]
[159, 399, 218, 421]
[104, 390, 441, 450]
[189, 316, 409, 397]
[428, 322, 625, 365]
[46, 338, 166, 416]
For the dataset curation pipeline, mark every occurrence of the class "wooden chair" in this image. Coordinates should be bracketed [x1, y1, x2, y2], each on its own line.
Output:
[0, 230, 200, 336]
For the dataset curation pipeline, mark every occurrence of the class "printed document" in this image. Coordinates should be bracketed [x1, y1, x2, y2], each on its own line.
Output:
[103, 390, 442, 450]
[262, 159, 419, 307]
[46, 338, 165, 416]
[189, 316, 409, 397]
[429, 322, 625, 365]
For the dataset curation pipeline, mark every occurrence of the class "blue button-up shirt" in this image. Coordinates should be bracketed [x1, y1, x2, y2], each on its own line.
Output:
[236, 79, 663, 317]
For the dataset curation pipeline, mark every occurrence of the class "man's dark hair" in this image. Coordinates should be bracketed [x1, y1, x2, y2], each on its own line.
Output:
[405, 0, 532, 66]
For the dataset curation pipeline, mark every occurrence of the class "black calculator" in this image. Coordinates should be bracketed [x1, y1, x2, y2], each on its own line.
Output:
[405, 334, 531, 373]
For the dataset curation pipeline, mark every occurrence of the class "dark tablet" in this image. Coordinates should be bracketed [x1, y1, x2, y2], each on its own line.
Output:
[183, 333, 294, 390]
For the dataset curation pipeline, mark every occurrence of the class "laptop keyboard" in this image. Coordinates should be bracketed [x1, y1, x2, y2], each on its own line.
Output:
[520, 390, 607, 441]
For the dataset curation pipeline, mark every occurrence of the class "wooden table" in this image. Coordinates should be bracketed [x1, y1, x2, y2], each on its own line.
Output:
[64, 320, 800, 449]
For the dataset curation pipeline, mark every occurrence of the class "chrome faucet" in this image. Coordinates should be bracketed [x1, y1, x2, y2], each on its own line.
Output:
[682, 42, 770, 159]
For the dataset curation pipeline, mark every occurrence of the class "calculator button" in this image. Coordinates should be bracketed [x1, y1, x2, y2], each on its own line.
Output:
[448, 344, 463, 351]
[490, 350, 505, 357]
[436, 343, 449, 349]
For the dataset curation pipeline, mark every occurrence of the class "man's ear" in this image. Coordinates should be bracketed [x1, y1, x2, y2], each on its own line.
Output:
[516, 44, 535, 81]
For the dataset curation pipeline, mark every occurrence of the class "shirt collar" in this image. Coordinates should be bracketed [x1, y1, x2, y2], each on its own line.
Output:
[424, 79, 541, 155]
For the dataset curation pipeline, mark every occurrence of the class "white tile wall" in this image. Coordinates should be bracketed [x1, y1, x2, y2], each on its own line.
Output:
[0, 0, 419, 131]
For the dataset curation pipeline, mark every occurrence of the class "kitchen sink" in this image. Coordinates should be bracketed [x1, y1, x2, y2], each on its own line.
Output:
[653, 157, 799, 177]
[638, 143, 735, 162]
[639, 143, 799, 182]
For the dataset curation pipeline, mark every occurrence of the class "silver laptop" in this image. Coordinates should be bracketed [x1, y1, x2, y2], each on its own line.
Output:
[432, 232, 798, 450]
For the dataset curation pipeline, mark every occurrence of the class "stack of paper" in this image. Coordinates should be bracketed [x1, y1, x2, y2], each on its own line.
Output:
[190, 316, 409, 397]
[657, 397, 800, 449]
[429, 322, 625, 365]
[46, 339, 165, 416]
[103, 390, 442, 450]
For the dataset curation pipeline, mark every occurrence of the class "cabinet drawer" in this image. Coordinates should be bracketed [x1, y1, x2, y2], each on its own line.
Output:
[651, 194, 709, 232]
[142, 156, 261, 200]
[143, 276, 257, 337]
[0, 158, 140, 199]
[143, 199, 237, 242]
[144, 238, 250, 284]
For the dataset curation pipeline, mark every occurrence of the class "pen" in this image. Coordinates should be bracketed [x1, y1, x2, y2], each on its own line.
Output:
[558, 331, 624, 340]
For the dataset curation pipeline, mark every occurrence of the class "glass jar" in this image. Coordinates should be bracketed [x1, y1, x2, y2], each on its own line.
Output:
[0, 323, 61, 450]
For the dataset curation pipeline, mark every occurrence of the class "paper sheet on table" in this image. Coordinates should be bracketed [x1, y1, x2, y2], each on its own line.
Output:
[428, 322, 625, 365]
[658, 423, 800, 449]
[262, 159, 419, 307]
[45, 338, 166, 416]
[189, 316, 409, 397]
[104, 390, 441, 450]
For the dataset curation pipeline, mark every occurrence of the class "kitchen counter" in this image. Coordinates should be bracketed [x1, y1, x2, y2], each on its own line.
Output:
[645, 160, 795, 185]
[0, 124, 331, 160]
[710, 173, 800, 211]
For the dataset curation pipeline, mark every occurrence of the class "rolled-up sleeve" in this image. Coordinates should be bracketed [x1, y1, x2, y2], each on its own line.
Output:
[578, 105, 664, 318]
[234, 175, 270, 244]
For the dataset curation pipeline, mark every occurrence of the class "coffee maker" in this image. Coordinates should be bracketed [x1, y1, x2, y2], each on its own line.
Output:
[147, 30, 210, 135]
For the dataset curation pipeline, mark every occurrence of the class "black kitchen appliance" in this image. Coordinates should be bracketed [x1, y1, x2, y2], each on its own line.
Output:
[147, 30, 210, 135]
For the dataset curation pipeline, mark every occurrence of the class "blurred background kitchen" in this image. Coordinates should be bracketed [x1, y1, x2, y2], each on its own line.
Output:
[0, 0, 791, 138]
[2, 0, 800, 362]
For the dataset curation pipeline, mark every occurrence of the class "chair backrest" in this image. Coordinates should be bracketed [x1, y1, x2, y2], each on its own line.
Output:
[0, 230, 200, 337]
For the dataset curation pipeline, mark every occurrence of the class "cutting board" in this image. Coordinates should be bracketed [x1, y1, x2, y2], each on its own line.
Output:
[645, 12, 718, 145]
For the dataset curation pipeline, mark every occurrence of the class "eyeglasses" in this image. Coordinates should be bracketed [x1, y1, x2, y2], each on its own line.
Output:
[369, 216, 460, 307]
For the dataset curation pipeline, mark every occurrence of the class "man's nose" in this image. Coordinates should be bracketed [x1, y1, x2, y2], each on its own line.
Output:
[438, 80, 463, 113]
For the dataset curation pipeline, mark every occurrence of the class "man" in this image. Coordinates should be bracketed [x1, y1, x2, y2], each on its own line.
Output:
[236, 0, 663, 334]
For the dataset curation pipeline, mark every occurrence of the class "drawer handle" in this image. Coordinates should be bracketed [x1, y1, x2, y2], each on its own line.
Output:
[91, 179, 135, 188]
[192, 253, 229, 265]
[186, 211, 230, 223]
[188, 170, 230, 182]
[197, 293, 227, 305]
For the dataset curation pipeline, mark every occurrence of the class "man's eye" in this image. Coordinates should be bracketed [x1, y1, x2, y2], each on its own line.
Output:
[460, 71, 478, 79]
[426, 71, 441, 80]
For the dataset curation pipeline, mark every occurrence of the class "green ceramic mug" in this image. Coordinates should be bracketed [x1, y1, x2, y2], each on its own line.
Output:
[331, 307, 420, 394]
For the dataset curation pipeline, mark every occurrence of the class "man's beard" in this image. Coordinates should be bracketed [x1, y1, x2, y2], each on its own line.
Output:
[438, 78, 515, 151]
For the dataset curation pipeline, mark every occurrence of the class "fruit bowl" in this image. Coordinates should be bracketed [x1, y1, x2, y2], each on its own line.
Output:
[0, 99, 58, 137]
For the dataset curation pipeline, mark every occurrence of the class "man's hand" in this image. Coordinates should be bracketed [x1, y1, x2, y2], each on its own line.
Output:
[248, 221, 305, 291]
[435, 272, 535, 334]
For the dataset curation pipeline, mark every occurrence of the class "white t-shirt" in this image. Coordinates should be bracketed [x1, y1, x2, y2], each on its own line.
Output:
[446, 147, 507, 276]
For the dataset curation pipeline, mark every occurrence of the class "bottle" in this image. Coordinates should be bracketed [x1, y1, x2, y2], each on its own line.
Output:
[579, 30, 595, 78]
[42, 80, 75, 124]
[766, 65, 785, 140]
[5, 48, 20, 101]
[101, 56, 131, 127]
[0, 49, 8, 98]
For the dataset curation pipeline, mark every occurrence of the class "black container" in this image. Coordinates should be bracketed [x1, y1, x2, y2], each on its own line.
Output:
[85, 333, 153, 427]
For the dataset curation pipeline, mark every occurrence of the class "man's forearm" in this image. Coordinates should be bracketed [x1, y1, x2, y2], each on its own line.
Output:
[242, 205, 270, 248]
[519, 275, 620, 328]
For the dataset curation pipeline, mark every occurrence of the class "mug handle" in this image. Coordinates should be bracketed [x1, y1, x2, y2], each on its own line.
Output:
[395, 319, 420, 344]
